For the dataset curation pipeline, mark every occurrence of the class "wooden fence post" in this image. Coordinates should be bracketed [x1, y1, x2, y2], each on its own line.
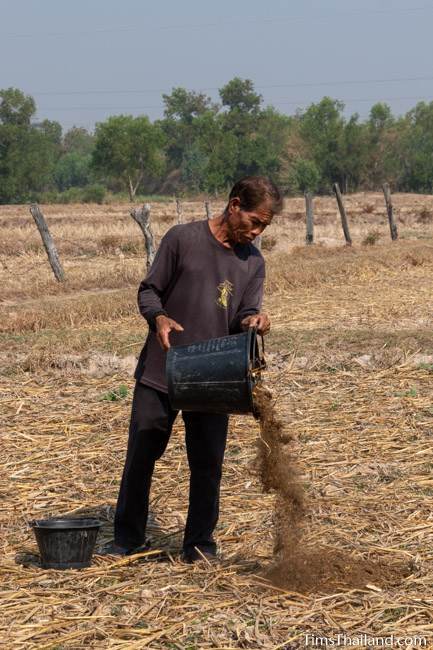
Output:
[205, 201, 211, 220]
[130, 203, 155, 270]
[382, 183, 398, 240]
[333, 183, 352, 246]
[305, 192, 314, 245]
[175, 198, 182, 224]
[29, 203, 65, 282]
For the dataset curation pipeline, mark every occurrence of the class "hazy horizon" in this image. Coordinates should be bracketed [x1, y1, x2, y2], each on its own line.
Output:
[1, 0, 433, 132]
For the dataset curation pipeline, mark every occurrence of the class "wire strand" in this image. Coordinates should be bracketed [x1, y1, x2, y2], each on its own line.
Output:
[2, 5, 433, 38]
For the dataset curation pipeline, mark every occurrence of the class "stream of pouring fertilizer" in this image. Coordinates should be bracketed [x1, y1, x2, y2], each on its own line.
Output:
[253, 383, 306, 562]
[252, 382, 410, 592]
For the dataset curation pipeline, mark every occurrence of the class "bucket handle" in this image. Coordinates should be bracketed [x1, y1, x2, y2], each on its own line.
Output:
[250, 328, 266, 375]
[258, 333, 266, 370]
[260, 332, 265, 357]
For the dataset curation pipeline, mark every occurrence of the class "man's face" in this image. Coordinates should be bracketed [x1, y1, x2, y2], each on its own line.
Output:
[226, 198, 273, 245]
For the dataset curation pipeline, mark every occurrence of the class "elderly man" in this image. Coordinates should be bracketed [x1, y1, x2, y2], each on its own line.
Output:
[109, 176, 283, 562]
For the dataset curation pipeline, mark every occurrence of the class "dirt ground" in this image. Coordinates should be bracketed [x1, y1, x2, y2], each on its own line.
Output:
[1, 194, 433, 648]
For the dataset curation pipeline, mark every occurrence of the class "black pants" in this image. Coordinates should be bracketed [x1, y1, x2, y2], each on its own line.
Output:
[114, 381, 228, 555]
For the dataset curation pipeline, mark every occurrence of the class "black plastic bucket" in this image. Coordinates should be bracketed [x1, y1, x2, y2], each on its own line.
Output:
[166, 328, 265, 416]
[30, 518, 102, 569]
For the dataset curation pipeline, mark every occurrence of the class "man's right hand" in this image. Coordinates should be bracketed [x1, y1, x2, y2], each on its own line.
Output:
[155, 315, 184, 351]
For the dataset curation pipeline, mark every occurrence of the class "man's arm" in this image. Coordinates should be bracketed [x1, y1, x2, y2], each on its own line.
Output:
[137, 229, 184, 349]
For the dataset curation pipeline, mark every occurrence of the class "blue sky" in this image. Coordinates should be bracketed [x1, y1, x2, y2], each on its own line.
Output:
[1, 0, 432, 131]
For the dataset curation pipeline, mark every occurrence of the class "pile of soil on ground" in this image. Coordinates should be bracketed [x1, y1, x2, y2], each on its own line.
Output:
[265, 546, 412, 594]
[253, 383, 410, 594]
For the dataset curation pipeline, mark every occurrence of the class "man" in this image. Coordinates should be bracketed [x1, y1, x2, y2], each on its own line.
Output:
[109, 176, 283, 562]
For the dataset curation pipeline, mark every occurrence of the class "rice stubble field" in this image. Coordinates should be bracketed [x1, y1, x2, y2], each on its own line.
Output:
[1, 193, 433, 648]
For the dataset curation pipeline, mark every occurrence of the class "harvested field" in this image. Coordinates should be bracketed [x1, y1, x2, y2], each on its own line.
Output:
[1, 194, 433, 648]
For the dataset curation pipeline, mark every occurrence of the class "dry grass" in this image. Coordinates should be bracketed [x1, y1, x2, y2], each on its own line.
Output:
[2, 365, 433, 648]
[1, 194, 433, 648]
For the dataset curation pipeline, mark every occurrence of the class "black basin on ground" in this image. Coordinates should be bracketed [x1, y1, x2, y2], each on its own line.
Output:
[30, 517, 102, 569]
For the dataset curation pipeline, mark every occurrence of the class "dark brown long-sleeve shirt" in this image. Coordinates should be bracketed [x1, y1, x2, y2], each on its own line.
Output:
[134, 219, 265, 392]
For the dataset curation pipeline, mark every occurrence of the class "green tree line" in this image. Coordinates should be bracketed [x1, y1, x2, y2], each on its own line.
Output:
[1, 79, 433, 203]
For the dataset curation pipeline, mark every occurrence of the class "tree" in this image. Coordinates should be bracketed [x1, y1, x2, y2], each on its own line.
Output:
[362, 103, 399, 188]
[163, 108, 238, 194]
[245, 107, 292, 180]
[188, 112, 239, 193]
[298, 97, 346, 192]
[287, 159, 320, 194]
[203, 130, 239, 193]
[0, 88, 35, 126]
[53, 126, 94, 192]
[63, 126, 94, 155]
[54, 152, 92, 191]
[398, 101, 433, 192]
[163, 87, 215, 124]
[369, 103, 394, 133]
[339, 114, 369, 192]
[35, 119, 62, 146]
[181, 142, 210, 192]
[219, 78, 262, 138]
[159, 79, 292, 193]
[0, 88, 59, 202]
[92, 115, 165, 200]
[160, 88, 218, 181]
[219, 78, 262, 114]
[219, 81, 290, 183]
[0, 125, 59, 202]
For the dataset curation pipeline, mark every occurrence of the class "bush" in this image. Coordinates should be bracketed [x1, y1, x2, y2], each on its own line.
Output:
[119, 240, 141, 255]
[82, 184, 106, 204]
[261, 235, 277, 251]
[106, 192, 172, 203]
[101, 385, 129, 401]
[286, 158, 320, 195]
[57, 187, 83, 203]
[362, 230, 381, 246]
[100, 234, 122, 253]
[54, 152, 92, 191]
[38, 190, 59, 204]
[417, 207, 433, 223]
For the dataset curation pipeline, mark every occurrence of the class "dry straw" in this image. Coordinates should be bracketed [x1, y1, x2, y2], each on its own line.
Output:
[1, 196, 433, 648]
[2, 363, 433, 648]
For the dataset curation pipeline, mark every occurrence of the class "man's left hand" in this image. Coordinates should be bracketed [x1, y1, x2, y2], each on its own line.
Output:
[240, 313, 271, 335]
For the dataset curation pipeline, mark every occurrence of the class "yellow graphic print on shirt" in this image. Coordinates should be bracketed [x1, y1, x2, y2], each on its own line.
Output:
[216, 280, 233, 309]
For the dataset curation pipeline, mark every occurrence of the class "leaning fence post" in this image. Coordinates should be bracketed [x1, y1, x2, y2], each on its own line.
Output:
[382, 183, 398, 241]
[130, 203, 155, 270]
[333, 183, 352, 246]
[205, 201, 211, 220]
[29, 203, 65, 282]
[175, 198, 182, 224]
[305, 192, 314, 245]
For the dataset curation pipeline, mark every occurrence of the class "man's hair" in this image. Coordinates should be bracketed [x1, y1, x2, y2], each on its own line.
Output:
[228, 176, 283, 215]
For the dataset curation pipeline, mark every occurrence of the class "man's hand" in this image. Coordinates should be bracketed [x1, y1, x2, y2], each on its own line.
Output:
[240, 313, 271, 335]
[155, 315, 184, 351]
